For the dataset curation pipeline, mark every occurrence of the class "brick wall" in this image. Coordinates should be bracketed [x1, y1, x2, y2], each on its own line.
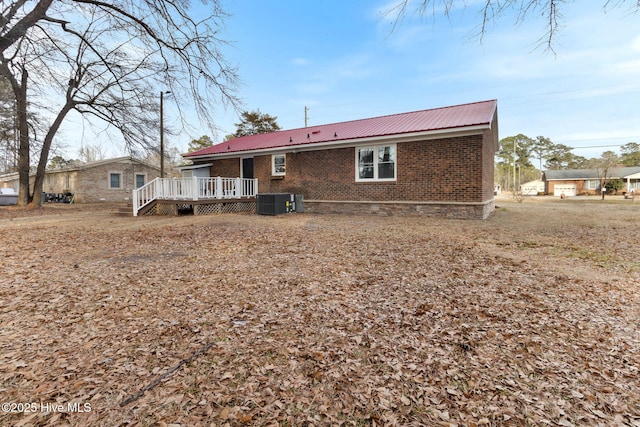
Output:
[79, 161, 155, 202]
[77, 160, 159, 203]
[254, 134, 490, 204]
[482, 116, 498, 201]
[43, 171, 79, 194]
[209, 158, 240, 177]
[196, 132, 496, 219]
[1, 159, 160, 203]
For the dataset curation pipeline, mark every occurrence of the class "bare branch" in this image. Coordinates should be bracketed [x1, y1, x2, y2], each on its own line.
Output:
[385, 0, 638, 50]
[0, 0, 53, 54]
[2, 0, 240, 205]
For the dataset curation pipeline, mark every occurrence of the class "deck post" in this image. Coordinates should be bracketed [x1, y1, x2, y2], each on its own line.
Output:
[192, 176, 199, 201]
[171, 178, 177, 199]
[216, 176, 222, 199]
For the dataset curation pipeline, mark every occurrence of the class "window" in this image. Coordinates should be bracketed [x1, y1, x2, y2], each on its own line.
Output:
[585, 179, 600, 190]
[135, 174, 146, 188]
[272, 154, 286, 176]
[356, 144, 396, 181]
[109, 172, 122, 189]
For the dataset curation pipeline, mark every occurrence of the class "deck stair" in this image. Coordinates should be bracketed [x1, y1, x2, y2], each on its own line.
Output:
[111, 202, 135, 217]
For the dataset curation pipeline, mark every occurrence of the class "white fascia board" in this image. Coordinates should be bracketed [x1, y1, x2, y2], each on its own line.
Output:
[177, 163, 213, 170]
[186, 125, 488, 160]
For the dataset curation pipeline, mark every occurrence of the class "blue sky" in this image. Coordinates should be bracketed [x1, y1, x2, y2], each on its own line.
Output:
[61, 0, 640, 162]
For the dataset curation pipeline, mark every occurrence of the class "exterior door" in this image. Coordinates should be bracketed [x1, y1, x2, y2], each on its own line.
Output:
[242, 158, 254, 179]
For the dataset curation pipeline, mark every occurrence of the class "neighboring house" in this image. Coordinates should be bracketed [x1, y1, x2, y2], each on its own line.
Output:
[183, 100, 499, 219]
[0, 156, 160, 203]
[519, 179, 545, 196]
[543, 167, 640, 196]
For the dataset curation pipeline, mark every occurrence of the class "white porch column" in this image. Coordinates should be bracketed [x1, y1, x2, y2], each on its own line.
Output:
[215, 176, 223, 199]
[192, 176, 199, 201]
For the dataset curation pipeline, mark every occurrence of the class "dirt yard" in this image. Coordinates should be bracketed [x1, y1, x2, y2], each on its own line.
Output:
[1, 197, 639, 426]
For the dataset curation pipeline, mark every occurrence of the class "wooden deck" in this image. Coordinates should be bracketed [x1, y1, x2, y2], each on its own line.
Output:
[132, 177, 258, 216]
[137, 197, 257, 216]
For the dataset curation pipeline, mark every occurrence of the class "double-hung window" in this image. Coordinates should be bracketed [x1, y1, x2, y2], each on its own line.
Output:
[272, 154, 286, 176]
[109, 172, 122, 189]
[585, 179, 600, 190]
[356, 144, 396, 181]
[135, 174, 146, 189]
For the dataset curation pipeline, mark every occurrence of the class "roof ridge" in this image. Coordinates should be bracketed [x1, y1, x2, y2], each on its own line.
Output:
[276, 99, 498, 133]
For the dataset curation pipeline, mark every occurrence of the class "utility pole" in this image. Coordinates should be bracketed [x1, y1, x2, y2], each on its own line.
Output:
[513, 138, 517, 192]
[304, 106, 309, 127]
[160, 90, 171, 178]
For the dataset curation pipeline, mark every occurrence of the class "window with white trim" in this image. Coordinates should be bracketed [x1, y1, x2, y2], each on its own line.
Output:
[272, 154, 286, 176]
[356, 144, 396, 181]
[109, 172, 122, 189]
[135, 174, 146, 188]
[585, 179, 600, 190]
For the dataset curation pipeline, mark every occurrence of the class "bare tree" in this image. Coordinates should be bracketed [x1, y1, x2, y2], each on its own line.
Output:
[1, 1, 239, 205]
[78, 143, 107, 163]
[0, 59, 30, 204]
[384, 1, 639, 51]
[592, 151, 620, 200]
[0, 76, 18, 174]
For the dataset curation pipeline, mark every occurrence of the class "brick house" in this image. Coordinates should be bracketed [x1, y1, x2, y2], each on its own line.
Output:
[543, 167, 640, 196]
[0, 157, 160, 203]
[184, 100, 499, 219]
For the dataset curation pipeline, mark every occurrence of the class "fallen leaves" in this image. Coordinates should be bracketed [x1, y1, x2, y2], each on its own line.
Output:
[0, 201, 639, 425]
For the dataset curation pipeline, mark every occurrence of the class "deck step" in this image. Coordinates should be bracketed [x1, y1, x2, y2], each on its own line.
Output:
[112, 203, 133, 217]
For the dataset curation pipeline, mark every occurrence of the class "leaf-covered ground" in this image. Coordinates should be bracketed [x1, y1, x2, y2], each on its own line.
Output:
[1, 198, 639, 426]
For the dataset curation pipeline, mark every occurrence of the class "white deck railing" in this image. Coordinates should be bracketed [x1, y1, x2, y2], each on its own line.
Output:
[133, 176, 258, 216]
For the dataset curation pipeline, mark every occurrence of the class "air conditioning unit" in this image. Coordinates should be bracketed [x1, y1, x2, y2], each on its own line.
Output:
[256, 193, 292, 215]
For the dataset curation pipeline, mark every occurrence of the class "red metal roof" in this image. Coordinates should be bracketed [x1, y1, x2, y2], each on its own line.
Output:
[185, 100, 497, 158]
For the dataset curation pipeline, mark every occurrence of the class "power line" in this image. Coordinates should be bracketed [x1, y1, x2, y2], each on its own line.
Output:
[569, 144, 625, 149]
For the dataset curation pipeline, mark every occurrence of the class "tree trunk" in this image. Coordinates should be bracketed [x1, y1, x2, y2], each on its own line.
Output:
[0, 60, 30, 206]
[16, 68, 30, 206]
[30, 102, 74, 206]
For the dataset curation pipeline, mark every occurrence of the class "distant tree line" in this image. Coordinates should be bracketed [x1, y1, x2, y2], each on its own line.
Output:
[495, 135, 639, 191]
